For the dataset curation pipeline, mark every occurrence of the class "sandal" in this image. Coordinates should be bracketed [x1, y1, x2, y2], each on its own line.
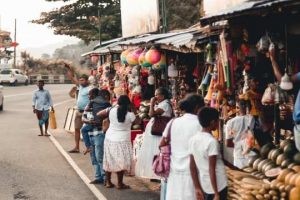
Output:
[105, 182, 115, 188]
[68, 149, 80, 153]
[83, 148, 91, 155]
[44, 134, 50, 137]
[116, 184, 130, 190]
[38, 134, 44, 136]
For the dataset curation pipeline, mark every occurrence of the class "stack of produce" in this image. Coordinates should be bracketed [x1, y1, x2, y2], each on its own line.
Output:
[227, 138, 300, 199]
[227, 167, 269, 200]
[132, 101, 150, 130]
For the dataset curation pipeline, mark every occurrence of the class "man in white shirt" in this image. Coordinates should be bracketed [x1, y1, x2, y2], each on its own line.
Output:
[32, 80, 54, 136]
[225, 100, 255, 169]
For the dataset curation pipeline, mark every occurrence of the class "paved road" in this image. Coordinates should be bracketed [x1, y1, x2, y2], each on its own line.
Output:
[0, 84, 97, 200]
[0, 84, 160, 200]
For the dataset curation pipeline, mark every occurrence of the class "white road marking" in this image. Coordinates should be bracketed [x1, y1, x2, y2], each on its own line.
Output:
[47, 131, 107, 200]
[47, 99, 107, 200]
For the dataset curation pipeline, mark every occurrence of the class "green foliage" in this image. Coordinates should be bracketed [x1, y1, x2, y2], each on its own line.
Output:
[165, 0, 201, 31]
[32, 0, 121, 43]
[32, 0, 201, 44]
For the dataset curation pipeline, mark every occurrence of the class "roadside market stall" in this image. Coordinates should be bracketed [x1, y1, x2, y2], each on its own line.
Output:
[199, 0, 300, 199]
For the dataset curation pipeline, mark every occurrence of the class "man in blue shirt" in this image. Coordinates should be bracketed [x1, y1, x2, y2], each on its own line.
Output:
[65, 63, 91, 153]
[269, 48, 300, 150]
[32, 80, 54, 136]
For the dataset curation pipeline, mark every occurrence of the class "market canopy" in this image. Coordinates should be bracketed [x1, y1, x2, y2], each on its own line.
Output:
[82, 24, 226, 56]
[200, 0, 300, 25]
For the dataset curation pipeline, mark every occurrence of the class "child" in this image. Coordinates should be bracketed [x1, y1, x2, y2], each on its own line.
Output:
[81, 88, 99, 155]
[189, 107, 228, 200]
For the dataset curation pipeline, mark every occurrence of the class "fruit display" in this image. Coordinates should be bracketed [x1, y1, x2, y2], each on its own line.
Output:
[137, 101, 151, 121]
[227, 138, 300, 200]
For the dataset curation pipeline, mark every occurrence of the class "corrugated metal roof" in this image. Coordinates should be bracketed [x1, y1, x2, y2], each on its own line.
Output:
[81, 42, 123, 57]
[93, 37, 123, 50]
[201, 0, 300, 25]
[118, 32, 181, 46]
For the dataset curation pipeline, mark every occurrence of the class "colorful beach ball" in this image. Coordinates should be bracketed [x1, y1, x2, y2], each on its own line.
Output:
[145, 48, 161, 65]
[126, 48, 143, 66]
[139, 50, 152, 68]
[152, 54, 166, 71]
[120, 49, 131, 65]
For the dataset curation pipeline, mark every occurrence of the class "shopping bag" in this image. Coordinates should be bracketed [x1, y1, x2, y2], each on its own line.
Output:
[49, 110, 57, 129]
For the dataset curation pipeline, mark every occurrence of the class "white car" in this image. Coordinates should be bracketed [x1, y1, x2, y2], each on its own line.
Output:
[0, 85, 3, 111]
[0, 68, 29, 86]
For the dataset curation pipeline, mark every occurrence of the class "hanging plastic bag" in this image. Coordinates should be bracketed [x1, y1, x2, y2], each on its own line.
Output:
[49, 109, 57, 129]
[256, 34, 271, 53]
[261, 84, 276, 105]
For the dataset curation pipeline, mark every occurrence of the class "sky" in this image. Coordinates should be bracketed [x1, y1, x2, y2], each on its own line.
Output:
[0, 0, 80, 55]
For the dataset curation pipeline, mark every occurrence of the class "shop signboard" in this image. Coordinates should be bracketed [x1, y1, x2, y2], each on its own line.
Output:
[121, 0, 159, 37]
[203, 0, 247, 16]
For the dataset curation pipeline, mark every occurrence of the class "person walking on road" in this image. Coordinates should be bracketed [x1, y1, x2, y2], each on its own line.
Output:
[65, 63, 91, 153]
[32, 80, 54, 136]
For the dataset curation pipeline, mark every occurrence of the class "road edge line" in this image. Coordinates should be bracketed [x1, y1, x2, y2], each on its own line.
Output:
[47, 131, 107, 200]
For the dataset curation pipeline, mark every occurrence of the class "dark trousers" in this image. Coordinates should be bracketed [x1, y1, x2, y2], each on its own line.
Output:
[204, 187, 227, 200]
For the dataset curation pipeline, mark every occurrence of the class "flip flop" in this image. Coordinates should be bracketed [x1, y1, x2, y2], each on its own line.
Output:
[116, 184, 130, 190]
[105, 183, 115, 188]
[44, 134, 50, 137]
[38, 134, 44, 136]
[68, 149, 80, 153]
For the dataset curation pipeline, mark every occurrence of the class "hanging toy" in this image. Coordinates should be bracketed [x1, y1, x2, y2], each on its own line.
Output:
[152, 54, 167, 71]
[120, 49, 131, 65]
[206, 43, 214, 64]
[139, 49, 152, 68]
[210, 91, 218, 108]
[145, 47, 161, 65]
[205, 77, 214, 102]
[126, 48, 143, 66]
[200, 66, 212, 91]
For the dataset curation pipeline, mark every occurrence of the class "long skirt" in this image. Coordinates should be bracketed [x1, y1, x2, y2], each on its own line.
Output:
[135, 118, 161, 179]
[166, 170, 196, 200]
[103, 139, 132, 172]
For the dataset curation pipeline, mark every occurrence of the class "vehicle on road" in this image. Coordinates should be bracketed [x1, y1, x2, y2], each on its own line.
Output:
[0, 85, 3, 111]
[0, 68, 28, 86]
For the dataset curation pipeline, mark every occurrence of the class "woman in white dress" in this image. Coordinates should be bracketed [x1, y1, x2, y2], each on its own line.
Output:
[160, 94, 205, 200]
[135, 87, 173, 179]
[97, 95, 139, 189]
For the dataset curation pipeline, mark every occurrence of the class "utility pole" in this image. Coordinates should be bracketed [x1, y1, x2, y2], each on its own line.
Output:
[98, 4, 101, 46]
[161, 0, 167, 33]
[13, 18, 16, 68]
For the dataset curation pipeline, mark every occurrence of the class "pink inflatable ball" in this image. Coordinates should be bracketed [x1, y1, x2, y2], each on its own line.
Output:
[152, 54, 167, 70]
[120, 49, 131, 65]
[126, 49, 143, 66]
[138, 50, 151, 68]
[145, 48, 161, 65]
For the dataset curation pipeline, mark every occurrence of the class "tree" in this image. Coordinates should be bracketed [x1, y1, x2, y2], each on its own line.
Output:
[32, 0, 121, 43]
[165, 0, 201, 31]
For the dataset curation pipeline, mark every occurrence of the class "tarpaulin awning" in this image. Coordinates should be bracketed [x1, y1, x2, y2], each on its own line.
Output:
[200, 0, 300, 25]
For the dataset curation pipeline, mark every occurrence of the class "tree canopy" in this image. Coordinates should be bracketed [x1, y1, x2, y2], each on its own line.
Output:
[32, 0, 121, 43]
[32, 0, 200, 43]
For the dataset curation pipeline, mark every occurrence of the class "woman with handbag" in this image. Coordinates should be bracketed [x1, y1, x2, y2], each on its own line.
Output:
[135, 87, 173, 180]
[159, 94, 204, 200]
[97, 95, 140, 189]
